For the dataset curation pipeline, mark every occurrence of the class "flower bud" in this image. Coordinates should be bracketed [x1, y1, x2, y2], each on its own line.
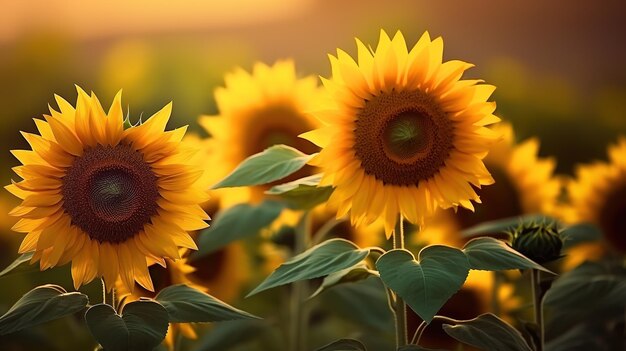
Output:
[511, 222, 563, 264]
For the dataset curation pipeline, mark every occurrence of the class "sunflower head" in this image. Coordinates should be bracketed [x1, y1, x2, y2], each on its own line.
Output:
[302, 30, 500, 235]
[199, 60, 325, 206]
[565, 137, 626, 256]
[6, 86, 210, 292]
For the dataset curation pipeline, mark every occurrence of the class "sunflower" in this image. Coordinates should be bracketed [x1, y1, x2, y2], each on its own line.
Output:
[5, 87, 210, 292]
[186, 243, 250, 303]
[116, 255, 204, 350]
[416, 122, 560, 243]
[199, 59, 324, 206]
[301, 30, 500, 235]
[563, 138, 626, 266]
[182, 133, 252, 302]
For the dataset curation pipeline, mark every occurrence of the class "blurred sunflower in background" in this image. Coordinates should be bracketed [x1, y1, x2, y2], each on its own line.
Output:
[199, 59, 325, 205]
[302, 30, 500, 235]
[562, 138, 626, 269]
[116, 255, 205, 350]
[181, 133, 252, 302]
[5, 87, 209, 292]
[416, 122, 560, 245]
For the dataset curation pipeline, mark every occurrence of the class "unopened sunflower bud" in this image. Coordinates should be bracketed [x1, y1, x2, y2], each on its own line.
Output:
[511, 222, 563, 264]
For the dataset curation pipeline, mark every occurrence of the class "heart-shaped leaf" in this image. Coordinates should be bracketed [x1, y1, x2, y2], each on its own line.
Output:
[0, 284, 88, 335]
[85, 304, 128, 351]
[315, 338, 367, 350]
[194, 200, 284, 257]
[442, 313, 532, 351]
[123, 300, 169, 351]
[155, 284, 259, 322]
[86, 300, 169, 351]
[212, 145, 316, 189]
[248, 239, 369, 297]
[265, 174, 334, 210]
[462, 237, 552, 273]
[0, 253, 36, 278]
[376, 247, 470, 323]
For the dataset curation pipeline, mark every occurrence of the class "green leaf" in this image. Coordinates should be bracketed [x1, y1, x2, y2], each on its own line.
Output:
[155, 284, 259, 322]
[320, 276, 393, 331]
[376, 247, 470, 323]
[442, 313, 532, 351]
[0, 284, 89, 335]
[0, 252, 35, 278]
[212, 145, 316, 189]
[559, 223, 603, 249]
[543, 262, 626, 311]
[461, 214, 556, 238]
[87, 300, 170, 351]
[85, 304, 129, 351]
[462, 237, 553, 273]
[122, 300, 169, 351]
[315, 338, 367, 351]
[194, 200, 284, 257]
[309, 262, 378, 299]
[265, 174, 333, 210]
[545, 324, 607, 351]
[247, 239, 370, 297]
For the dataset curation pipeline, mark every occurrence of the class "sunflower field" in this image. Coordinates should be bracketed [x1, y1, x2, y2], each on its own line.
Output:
[1, 2, 625, 351]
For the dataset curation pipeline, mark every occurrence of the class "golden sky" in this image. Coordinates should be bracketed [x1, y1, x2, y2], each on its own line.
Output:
[1, 0, 313, 43]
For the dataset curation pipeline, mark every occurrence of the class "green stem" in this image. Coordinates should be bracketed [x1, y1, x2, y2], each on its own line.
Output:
[101, 278, 106, 305]
[289, 212, 311, 351]
[531, 269, 544, 351]
[393, 215, 408, 347]
[410, 320, 427, 344]
[111, 288, 116, 312]
[414, 315, 462, 345]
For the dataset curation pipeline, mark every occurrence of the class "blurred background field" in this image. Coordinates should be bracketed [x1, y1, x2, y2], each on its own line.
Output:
[1, 1, 626, 350]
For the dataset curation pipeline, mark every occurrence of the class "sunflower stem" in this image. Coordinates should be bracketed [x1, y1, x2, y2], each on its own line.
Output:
[410, 320, 427, 344]
[531, 269, 544, 351]
[289, 212, 311, 351]
[392, 215, 408, 347]
[101, 278, 106, 305]
[111, 288, 116, 312]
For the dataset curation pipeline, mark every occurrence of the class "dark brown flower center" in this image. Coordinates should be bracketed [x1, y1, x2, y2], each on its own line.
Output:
[243, 105, 319, 197]
[354, 90, 454, 185]
[598, 182, 626, 253]
[454, 167, 523, 231]
[245, 105, 319, 157]
[62, 144, 159, 243]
